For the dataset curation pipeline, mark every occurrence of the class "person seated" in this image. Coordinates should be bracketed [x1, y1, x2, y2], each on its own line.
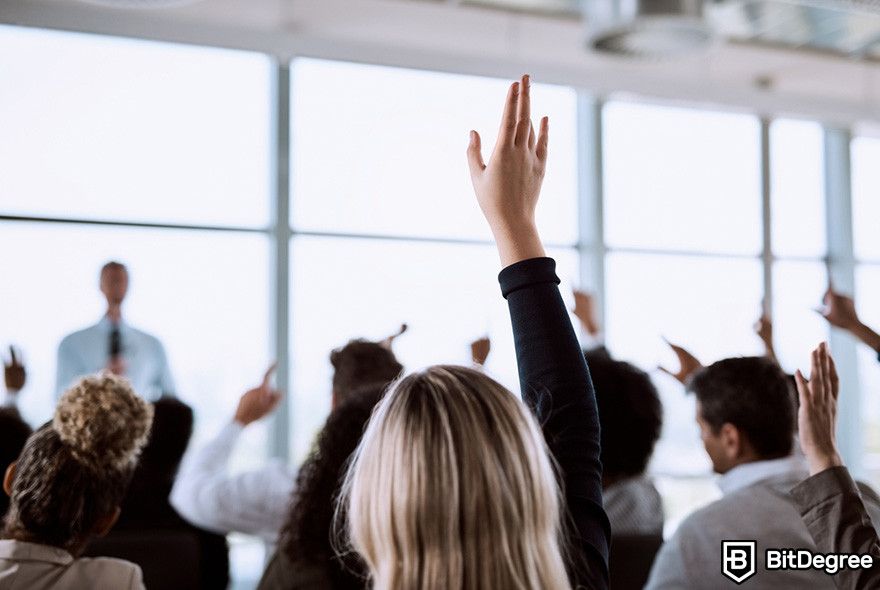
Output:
[586, 350, 664, 536]
[645, 356, 880, 589]
[258, 384, 385, 589]
[570, 290, 665, 535]
[170, 337, 404, 541]
[818, 284, 880, 360]
[1, 346, 32, 521]
[0, 374, 153, 590]
[791, 343, 880, 590]
[99, 397, 229, 589]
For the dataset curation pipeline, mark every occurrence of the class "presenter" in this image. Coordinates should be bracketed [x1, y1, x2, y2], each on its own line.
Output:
[55, 261, 175, 400]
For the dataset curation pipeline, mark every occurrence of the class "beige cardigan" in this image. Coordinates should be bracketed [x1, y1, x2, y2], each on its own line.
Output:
[0, 540, 144, 590]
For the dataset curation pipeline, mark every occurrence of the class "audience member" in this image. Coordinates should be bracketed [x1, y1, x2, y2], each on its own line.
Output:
[104, 397, 229, 589]
[339, 75, 609, 589]
[819, 285, 880, 360]
[569, 290, 665, 535]
[586, 350, 664, 536]
[791, 342, 880, 589]
[0, 374, 153, 590]
[1, 346, 33, 521]
[171, 339, 403, 541]
[645, 355, 880, 589]
[56, 261, 175, 401]
[258, 384, 385, 589]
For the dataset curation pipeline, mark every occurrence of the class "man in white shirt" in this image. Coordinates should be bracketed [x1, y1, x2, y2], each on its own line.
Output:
[646, 356, 880, 589]
[171, 337, 404, 542]
[55, 262, 175, 401]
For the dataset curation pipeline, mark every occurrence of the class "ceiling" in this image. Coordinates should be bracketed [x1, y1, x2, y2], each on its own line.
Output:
[1, 0, 878, 129]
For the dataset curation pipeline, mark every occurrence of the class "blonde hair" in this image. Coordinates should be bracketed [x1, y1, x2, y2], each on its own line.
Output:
[4, 373, 153, 550]
[340, 365, 571, 590]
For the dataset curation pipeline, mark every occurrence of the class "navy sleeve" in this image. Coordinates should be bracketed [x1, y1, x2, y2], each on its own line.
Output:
[499, 256, 611, 590]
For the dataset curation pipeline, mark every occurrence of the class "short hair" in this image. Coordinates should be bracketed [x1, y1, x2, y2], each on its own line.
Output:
[135, 397, 194, 483]
[330, 340, 403, 404]
[585, 350, 662, 478]
[689, 356, 795, 459]
[100, 261, 127, 276]
[0, 408, 33, 518]
[3, 374, 153, 550]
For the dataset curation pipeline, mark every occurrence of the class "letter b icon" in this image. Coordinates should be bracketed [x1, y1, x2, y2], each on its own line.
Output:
[722, 541, 757, 584]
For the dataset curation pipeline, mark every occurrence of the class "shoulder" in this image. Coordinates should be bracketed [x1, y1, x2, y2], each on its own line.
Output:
[128, 326, 165, 349]
[59, 326, 96, 348]
[70, 556, 143, 588]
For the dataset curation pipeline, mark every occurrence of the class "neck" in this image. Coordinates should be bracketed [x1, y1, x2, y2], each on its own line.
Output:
[106, 305, 122, 323]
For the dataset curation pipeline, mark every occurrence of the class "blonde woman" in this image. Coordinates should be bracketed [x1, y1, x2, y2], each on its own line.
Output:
[0, 374, 153, 589]
[341, 75, 610, 589]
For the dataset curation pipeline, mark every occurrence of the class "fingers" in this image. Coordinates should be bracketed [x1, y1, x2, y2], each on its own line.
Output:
[498, 81, 519, 144]
[828, 349, 840, 399]
[9, 345, 16, 365]
[514, 75, 531, 146]
[528, 121, 536, 150]
[819, 342, 833, 402]
[657, 366, 674, 378]
[809, 346, 822, 403]
[262, 362, 278, 389]
[467, 130, 486, 177]
[535, 116, 549, 161]
[795, 369, 810, 410]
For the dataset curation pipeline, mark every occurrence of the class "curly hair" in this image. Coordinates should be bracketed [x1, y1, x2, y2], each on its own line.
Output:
[279, 385, 386, 588]
[3, 373, 153, 551]
[330, 340, 402, 405]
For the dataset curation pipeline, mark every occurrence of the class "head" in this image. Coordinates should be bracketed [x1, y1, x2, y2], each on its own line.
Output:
[137, 397, 193, 480]
[584, 350, 662, 486]
[0, 409, 32, 518]
[2, 374, 153, 554]
[99, 261, 129, 307]
[281, 384, 386, 588]
[688, 356, 795, 474]
[330, 339, 403, 407]
[341, 365, 570, 590]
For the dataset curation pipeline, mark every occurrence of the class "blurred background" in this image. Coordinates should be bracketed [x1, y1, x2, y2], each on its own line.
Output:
[1, 0, 880, 586]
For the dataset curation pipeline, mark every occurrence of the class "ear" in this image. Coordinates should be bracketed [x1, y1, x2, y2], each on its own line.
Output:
[3, 462, 16, 496]
[93, 507, 121, 538]
[718, 423, 743, 460]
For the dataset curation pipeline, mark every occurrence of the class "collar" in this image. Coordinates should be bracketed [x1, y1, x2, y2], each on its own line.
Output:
[718, 455, 808, 496]
[96, 316, 126, 330]
[0, 540, 73, 566]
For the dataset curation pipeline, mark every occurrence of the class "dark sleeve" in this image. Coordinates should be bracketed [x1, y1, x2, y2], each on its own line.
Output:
[499, 257, 611, 590]
[790, 466, 880, 590]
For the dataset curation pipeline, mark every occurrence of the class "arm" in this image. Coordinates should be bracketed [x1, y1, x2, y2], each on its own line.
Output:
[754, 314, 779, 365]
[171, 366, 291, 538]
[469, 74, 610, 589]
[790, 342, 880, 589]
[658, 339, 703, 386]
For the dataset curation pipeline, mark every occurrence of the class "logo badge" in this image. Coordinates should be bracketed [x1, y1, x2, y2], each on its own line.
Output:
[722, 541, 757, 584]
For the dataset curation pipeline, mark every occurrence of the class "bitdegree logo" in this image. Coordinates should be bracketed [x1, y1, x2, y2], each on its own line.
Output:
[766, 548, 874, 575]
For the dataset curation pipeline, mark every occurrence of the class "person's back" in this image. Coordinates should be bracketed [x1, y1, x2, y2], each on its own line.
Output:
[0, 373, 153, 590]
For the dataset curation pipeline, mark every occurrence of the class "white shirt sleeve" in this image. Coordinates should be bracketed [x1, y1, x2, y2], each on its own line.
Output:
[170, 421, 295, 541]
[154, 341, 176, 397]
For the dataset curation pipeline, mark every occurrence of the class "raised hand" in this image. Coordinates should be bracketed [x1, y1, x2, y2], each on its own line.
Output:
[658, 339, 704, 385]
[468, 74, 548, 267]
[795, 342, 843, 476]
[471, 336, 491, 366]
[754, 313, 778, 363]
[572, 290, 600, 336]
[817, 286, 861, 331]
[4, 345, 26, 393]
[379, 324, 408, 350]
[234, 363, 282, 426]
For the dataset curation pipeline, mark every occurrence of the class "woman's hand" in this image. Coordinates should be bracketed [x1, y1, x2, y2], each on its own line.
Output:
[795, 342, 843, 476]
[467, 74, 548, 267]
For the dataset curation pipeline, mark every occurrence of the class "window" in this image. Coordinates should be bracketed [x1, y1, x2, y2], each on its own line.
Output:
[852, 136, 880, 262]
[291, 59, 578, 244]
[0, 25, 271, 227]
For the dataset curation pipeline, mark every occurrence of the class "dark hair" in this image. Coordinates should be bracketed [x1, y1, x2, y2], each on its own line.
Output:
[585, 349, 662, 478]
[280, 385, 385, 588]
[0, 408, 33, 518]
[3, 374, 152, 550]
[689, 356, 795, 459]
[330, 340, 402, 404]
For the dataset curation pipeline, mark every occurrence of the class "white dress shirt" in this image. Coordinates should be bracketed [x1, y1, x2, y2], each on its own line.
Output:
[645, 455, 880, 589]
[0, 540, 144, 590]
[55, 316, 175, 401]
[170, 421, 296, 542]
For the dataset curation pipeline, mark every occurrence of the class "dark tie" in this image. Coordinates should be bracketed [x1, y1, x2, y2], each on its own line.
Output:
[109, 326, 122, 358]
